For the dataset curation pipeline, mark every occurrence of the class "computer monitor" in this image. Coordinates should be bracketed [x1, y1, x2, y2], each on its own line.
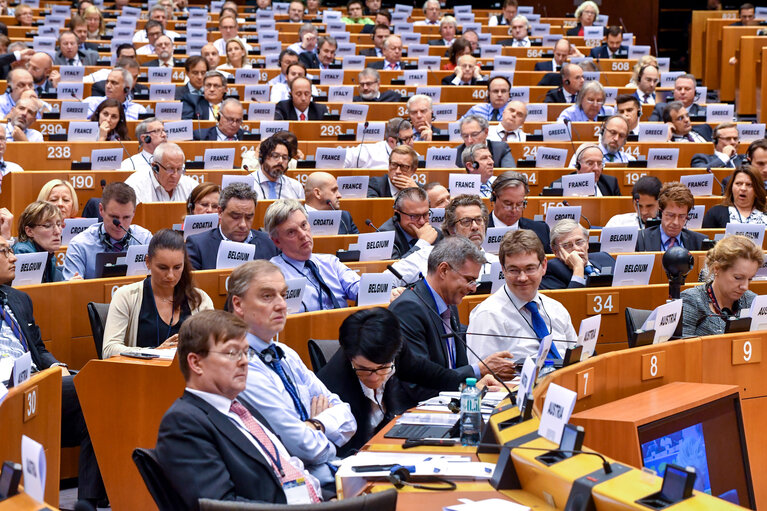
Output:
[637, 393, 754, 509]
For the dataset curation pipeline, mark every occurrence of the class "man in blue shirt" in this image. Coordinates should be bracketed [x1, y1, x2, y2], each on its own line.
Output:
[462, 76, 511, 121]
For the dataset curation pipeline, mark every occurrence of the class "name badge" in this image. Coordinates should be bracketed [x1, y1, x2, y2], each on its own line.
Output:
[455, 12, 474, 23]
[67, 121, 98, 141]
[11, 252, 48, 286]
[600, 226, 638, 252]
[234, 68, 260, 84]
[612, 253, 655, 287]
[482, 226, 512, 255]
[285, 277, 308, 314]
[449, 173, 480, 196]
[165, 120, 193, 141]
[725, 223, 765, 247]
[738, 123, 765, 143]
[391, 12, 409, 24]
[454, 5, 472, 13]
[256, 19, 275, 31]
[57, 83, 84, 100]
[545, 205, 581, 228]
[526, 103, 547, 122]
[144, 68, 172, 86]
[113, 27, 134, 39]
[221, 174, 255, 190]
[187, 40, 206, 55]
[542, 34, 563, 47]
[577, 315, 601, 361]
[260, 121, 289, 139]
[429, 207, 445, 230]
[680, 174, 713, 196]
[337, 176, 369, 198]
[583, 26, 604, 39]
[640, 299, 683, 343]
[62, 217, 97, 245]
[59, 66, 84, 81]
[90, 148, 123, 170]
[183, 213, 219, 239]
[33, 36, 56, 54]
[328, 31, 351, 43]
[538, 383, 577, 444]
[155, 101, 183, 121]
[418, 56, 440, 70]
[433, 103, 457, 121]
[562, 172, 595, 197]
[342, 55, 365, 69]
[516, 357, 537, 406]
[51, 4, 70, 15]
[403, 70, 427, 86]
[258, 30, 279, 42]
[326, 20, 345, 32]
[307, 210, 341, 235]
[463, 22, 481, 33]
[204, 148, 235, 170]
[481, 44, 503, 58]
[328, 85, 353, 102]
[401, 32, 421, 45]
[122, 5, 141, 17]
[583, 71, 601, 83]
[336, 42, 356, 57]
[656, 58, 671, 73]
[314, 147, 347, 169]
[535, 147, 568, 167]
[187, 19, 207, 29]
[38, 25, 59, 38]
[20, 435, 45, 503]
[186, 28, 208, 40]
[244, 85, 269, 102]
[638, 123, 669, 142]
[686, 205, 704, 229]
[706, 103, 735, 123]
[356, 121, 384, 142]
[393, 4, 413, 14]
[505, 86, 529, 103]
[646, 148, 679, 168]
[340, 104, 368, 122]
[531, 23, 551, 36]
[542, 122, 571, 142]
[494, 56, 517, 72]
[125, 244, 150, 276]
[426, 147, 457, 168]
[660, 71, 683, 88]
[628, 45, 651, 58]
[407, 44, 428, 57]
[353, 231, 396, 261]
[261, 41, 282, 55]
[257, 9, 276, 19]
[60, 101, 88, 120]
[248, 102, 276, 121]
[216, 240, 255, 270]
[416, 86, 441, 102]
[149, 84, 176, 101]
[749, 294, 767, 331]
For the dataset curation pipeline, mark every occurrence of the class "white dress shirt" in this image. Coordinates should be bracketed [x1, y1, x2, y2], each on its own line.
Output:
[252, 169, 305, 200]
[136, 44, 156, 56]
[511, 37, 531, 47]
[343, 140, 391, 169]
[124, 169, 198, 204]
[487, 124, 527, 142]
[5, 126, 43, 142]
[132, 29, 180, 43]
[387, 244, 499, 286]
[604, 212, 643, 228]
[120, 150, 154, 172]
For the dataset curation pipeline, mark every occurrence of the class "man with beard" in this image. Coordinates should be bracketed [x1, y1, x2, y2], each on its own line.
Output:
[250, 134, 305, 200]
[26, 52, 57, 94]
[352, 68, 402, 102]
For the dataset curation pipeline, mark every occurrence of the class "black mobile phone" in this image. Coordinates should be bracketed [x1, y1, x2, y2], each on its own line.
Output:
[0, 461, 22, 500]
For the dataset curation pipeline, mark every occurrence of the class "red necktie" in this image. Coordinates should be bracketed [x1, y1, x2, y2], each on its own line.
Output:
[299, 113, 306, 121]
[230, 401, 320, 503]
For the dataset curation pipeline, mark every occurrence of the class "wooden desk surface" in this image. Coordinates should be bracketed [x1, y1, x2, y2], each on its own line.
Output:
[0, 492, 59, 511]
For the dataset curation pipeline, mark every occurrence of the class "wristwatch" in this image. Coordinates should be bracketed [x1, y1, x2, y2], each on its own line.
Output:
[307, 418, 325, 433]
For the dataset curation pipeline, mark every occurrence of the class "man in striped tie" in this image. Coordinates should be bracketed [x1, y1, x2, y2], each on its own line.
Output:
[155, 310, 323, 507]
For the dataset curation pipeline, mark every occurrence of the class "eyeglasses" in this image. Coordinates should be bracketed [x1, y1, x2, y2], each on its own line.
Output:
[34, 221, 63, 230]
[268, 152, 290, 162]
[145, 128, 167, 136]
[455, 216, 485, 228]
[220, 113, 243, 125]
[448, 264, 479, 287]
[0, 245, 12, 257]
[661, 211, 689, 222]
[204, 82, 225, 89]
[499, 200, 527, 211]
[155, 161, 186, 176]
[397, 210, 429, 222]
[352, 363, 395, 376]
[461, 130, 484, 140]
[604, 127, 627, 140]
[210, 349, 248, 360]
[504, 262, 542, 277]
[556, 238, 587, 251]
[389, 161, 413, 172]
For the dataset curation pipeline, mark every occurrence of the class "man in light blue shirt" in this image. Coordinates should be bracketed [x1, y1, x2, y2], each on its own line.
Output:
[83, 68, 147, 121]
[63, 182, 152, 279]
[462, 76, 511, 121]
[265, 199, 360, 312]
[228, 260, 356, 493]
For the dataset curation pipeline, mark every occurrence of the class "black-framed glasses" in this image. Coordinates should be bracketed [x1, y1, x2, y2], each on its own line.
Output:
[352, 363, 394, 376]
[396, 210, 429, 221]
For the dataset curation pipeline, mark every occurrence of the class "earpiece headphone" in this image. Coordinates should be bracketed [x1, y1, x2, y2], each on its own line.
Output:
[123, 86, 130, 95]
[386, 466, 457, 491]
[490, 173, 528, 202]
[186, 193, 195, 214]
[574, 144, 602, 171]
[471, 161, 479, 170]
[143, 134, 152, 145]
[5, 83, 12, 94]
[152, 162, 160, 174]
[393, 117, 409, 145]
[98, 223, 130, 250]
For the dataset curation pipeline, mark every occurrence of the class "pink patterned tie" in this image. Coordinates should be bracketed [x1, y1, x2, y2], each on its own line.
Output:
[229, 401, 321, 503]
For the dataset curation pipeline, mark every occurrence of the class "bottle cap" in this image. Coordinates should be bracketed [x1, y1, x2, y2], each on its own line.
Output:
[466, 377, 477, 386]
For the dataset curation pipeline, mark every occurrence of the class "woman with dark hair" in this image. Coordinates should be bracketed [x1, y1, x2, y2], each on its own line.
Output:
[102, 229, 213, 358]
[186, 182, 221, 215]
[702, 166, 767, 228]
[443, 37, 472, 71]
[90, 98, 128, 142]
[13, 201, 65, 282]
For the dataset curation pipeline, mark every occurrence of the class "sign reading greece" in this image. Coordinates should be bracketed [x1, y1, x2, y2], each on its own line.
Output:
[612, 253, 655, 287]
[62, 217, 97, 245]
[638, 123, 669, 142]
[706, 103, 735, 123]
[307, 210, 342, 235]
[562, 172, 595, 197]
[216, 240, 255, 269]
[541, 122, 571, 142]
[426, 147, 457, 168]
[357, 273, 395, 306]
[599, 226, 638, 253]
[356, 121, 384, 141]
[340, 104, 368, 122]
[60, 102, 89, 120]
[183, 213, 219, 240]
[67, 121, 98, 141]
[315, 147, 347, 169]
[125, 244, 150, 276]
[433, 103, 457, 121]
[11, 252, 48, 286]
[355, 231, 395, 261]
[482, 226, 512, 255]
[577, 314, 601, 361]
[545, 205, 581, 229]
[204, 148, 235, 170]
[725, 223, 765, 248]
[155, 102, 183, 121]
[680, 174, 713, 196]
[248, 102, 276, 121]
[449, 173, 481, 197]
[261, 121, 290, 140]
[526, 103, 548, 122]
[738, 123, 765, 143]
[90, 148, 123, 170]
[535, 147, 568, 167]
[646, 148, 679, 168]
[337, 176, 369, 198]
[285, 277, 308, 314]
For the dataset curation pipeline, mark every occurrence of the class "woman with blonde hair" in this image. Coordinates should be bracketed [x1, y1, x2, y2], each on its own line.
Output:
[37, 179, 80, 219]
[217, 38, 252, 71]
[83, 5, 106, 37]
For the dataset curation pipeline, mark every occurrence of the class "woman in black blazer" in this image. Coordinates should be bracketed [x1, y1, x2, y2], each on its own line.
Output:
[702, 166, 767, 228]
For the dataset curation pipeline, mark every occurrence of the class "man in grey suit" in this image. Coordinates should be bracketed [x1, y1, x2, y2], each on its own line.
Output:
[54, 31, 99, 66]
[636, 182, 707, 252]
[649, 73, 708, 121]
[454, 115, 515, 168]
[690, 122, 746, 169]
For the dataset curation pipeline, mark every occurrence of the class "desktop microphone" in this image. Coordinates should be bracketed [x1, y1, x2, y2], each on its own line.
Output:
[355, 120, 370, 168]
[326, 199, 351, 234]
[706, 165, 725, 195]
[562, 200, 592, 229]
[195, 111, 202, 138]
[561, 119, 578, 164]
[112, 217, 141, 245]
[100, 179, 106, 191]
[365, 219, 381, 232]
[114, 134, 136, 170]
[386, 264, 516, 404]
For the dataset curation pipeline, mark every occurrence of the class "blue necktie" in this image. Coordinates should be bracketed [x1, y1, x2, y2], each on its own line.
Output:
[524, 301, 560, 359]
[585, 264, 599, 276]
[0, 303, 27, 351]
[305, 259, 341, 309]
[266, 180, 277, 199]
[490, 109, 499, 121]
[262, 344, 309, 421]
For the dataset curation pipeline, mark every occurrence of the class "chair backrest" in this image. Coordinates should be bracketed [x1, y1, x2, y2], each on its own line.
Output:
[625, 307, 653, 348]
[307, 339, 341, 372]
[86, 302, 110, 359]
[198, 488, 397, 511]
[132, 447, 188, 511]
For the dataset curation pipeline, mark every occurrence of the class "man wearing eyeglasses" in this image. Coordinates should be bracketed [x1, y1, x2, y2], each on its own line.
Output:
[346, 117, 414, 169]
[193, 98, 245, 141]
[553, 145, 621, 196]
[125, 142, 197, 204]
[467, 229, 577, 362]
[380, 187, 443, 259]
[541, 219, 615, 290]
[251, 135, 305, 200]
[121, 118, 167, 171]
[636, 182, 707, 251]
[488, 171, 552, 253]
[228, 259, 356, 495]
[182, 71, 227, 120]
[597, 115, 635, 164]
[453, 115, 514, 169]
[366, 144, 419, 197]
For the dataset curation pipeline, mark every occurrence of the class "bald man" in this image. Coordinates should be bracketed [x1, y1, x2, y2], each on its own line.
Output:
[26, 52, 57, 95]
[303, 172, 359, 234]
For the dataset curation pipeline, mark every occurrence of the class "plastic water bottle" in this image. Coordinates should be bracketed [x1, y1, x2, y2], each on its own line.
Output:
[460, 378, 481, 446]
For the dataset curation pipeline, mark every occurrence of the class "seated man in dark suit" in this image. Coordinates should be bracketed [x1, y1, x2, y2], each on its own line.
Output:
[53, 31, 99, 66]
[359, 23, 390, 57]
[454, 115, 515, 168]
[663, 101, 712, 142]
[380, 186, 442, 259]
[0, 236, 105, 507]
[91, 58, 148, 97]
[426, 16, 457, 46]
[535, 38, 571, 73]
[353, 68, 402, 102]
[730, 3, 757, 26]
[185, 183, 278, 270]
[368, 144, 420, 198]
[543, 62, 583, 104]
[488, 171, 552, 252]
[388, 236, 515, 406]
[441, 54, 485, 85]
[193, 98, 245, 141]
[143, 35, 183, 68]
[588, 26, 629, 59]
[155, 310, 322, 508]
[298, 35, 338, 70]
[649, 73, 709, 122]
[175, 55, 208, 100]
[636, 182, 707, 251]
[541, 219, 615, 289]
[181, 70, 226, 120]
[690, 122, 746, 170]
[275, 76, 328, 120]
[303, 172, 359, 234]
[368, 34, 403, 71]
[547, 145, 621, 196]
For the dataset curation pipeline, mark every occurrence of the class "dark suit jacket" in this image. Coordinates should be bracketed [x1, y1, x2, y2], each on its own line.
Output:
[427, 38, 451, 46]
[488, 215, 552, 253]
[380, 216, 444, 259]
[0, 52, 18, 80]
[182, 95, 212, 120]
[193, 126, 246, 141]
[339, 210, 359, 234]
[175, 85, 197, 100]
[588, 45, 629, 59]
[701, 204, 732, 228]
[544, 87, 569, 104]
[454, 140, 514, 168]
[538, 73, 562, 87]
[298, 52, 336, 70]
[368, 60, 401, 70]
[547, 172, 621, 197]
[91, 80, 149, 97]
[144, 58, 184, 68]
[440, 74, 483, 86]
[185, 228, 278, 270]
[635, 225, 707, 251]
[566, 24, 583, 36]
[388, 279, 475, 405]
[54, 49, 99, 66]
[649, 102, 706, 122]
[82, 42, 100, 52]
[534, 61, 555, 72]
[155, 392, 287, 509]
[540, 252, 616, 290]
[82, 198, 102, 220]
[690, 153, 745, 169]
[366, 175, 391, 198]
[0, 285, 58, 370]
[352, 90, 402, 102]
[358, 47, 380, 57]
[274, 99, 328, 120]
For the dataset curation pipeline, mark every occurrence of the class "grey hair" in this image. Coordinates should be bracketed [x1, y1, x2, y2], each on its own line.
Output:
[512, 14, 530, 28]
[220, 97, 243, 113]
[427, 236, 486, 274]
[136, 117, 161, 145]
[576, 80, 605, 107]
[227, 260, 283, 302]
[152, 141, 184, 165]
[461, 143, 488, 166]
[493, 170, 529, 195]
[439, 15, 457, 28]
[385, 117, 412, 138]
[359, 67, 380, 81]
[382, 34, 401, 50]
[298, 22, 318, 37]
[459, 114, 489, 131]
[264, 198, 307, 238]
[220, 182, 258, 210]
[111, 67, 133, 89]
[407, 93, 433, 111]
[393, 186, 428, 211]
[318, 35, 338, 50]
[204, 70, 226, 85]
[422, 0, 439, 10]
[550, 218, 588, 248]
